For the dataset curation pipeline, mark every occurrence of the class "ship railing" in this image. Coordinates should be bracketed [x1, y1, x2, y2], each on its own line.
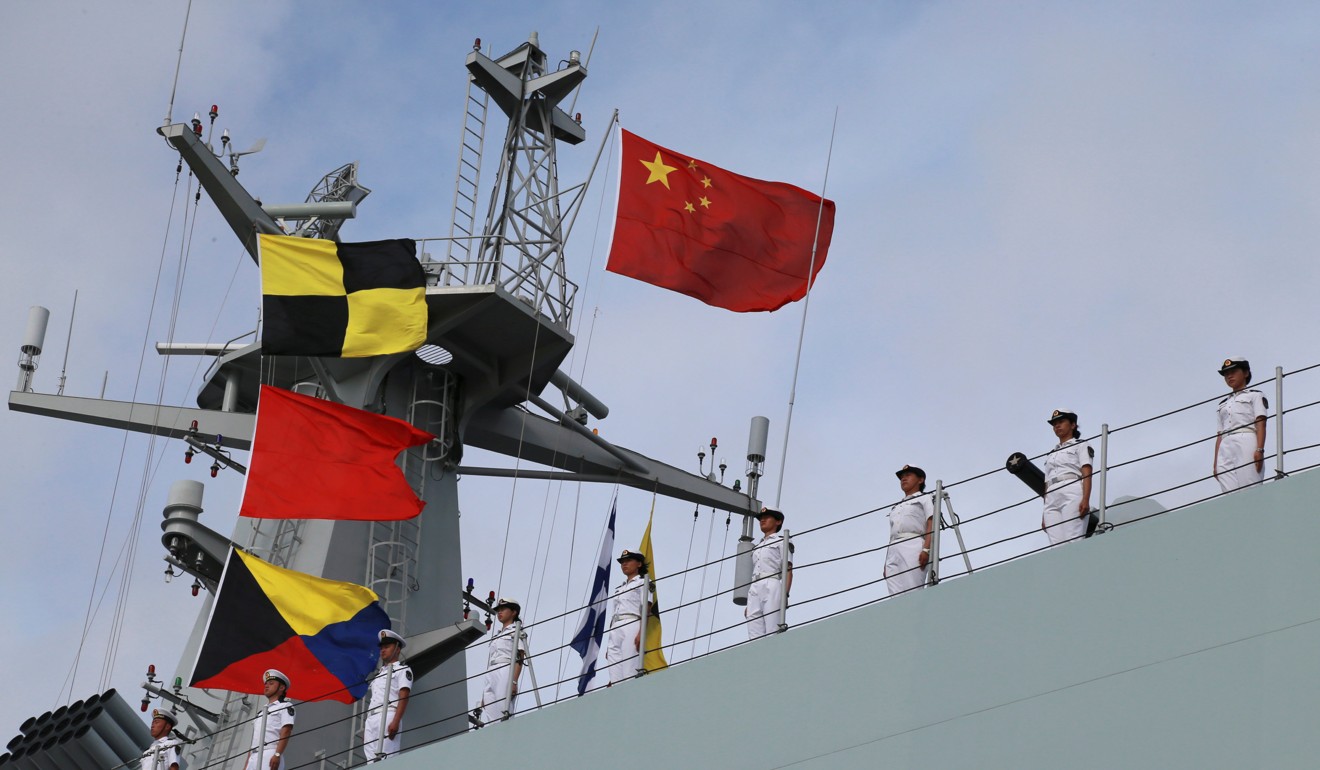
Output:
[147, 363, 1320, 769]
[417, 236, 579, 325]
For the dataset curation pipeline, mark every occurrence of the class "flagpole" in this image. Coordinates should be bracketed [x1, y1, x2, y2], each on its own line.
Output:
[774, 108, 839, 507]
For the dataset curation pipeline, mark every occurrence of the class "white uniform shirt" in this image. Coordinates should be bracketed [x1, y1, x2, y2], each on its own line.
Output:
[888, 494, 933, 541]
[139, 736, 182, 770]
[1044, 438, 1093, 486]
[486, 623, 521, 666]
[751, 530, 793, 578]
[249, 700, 295, 756]
[367, 660, 412, 714]
[610, 575, 646, 623]
[1218, 389, 1268, 434]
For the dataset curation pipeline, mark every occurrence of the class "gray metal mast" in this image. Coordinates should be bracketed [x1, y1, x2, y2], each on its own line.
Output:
[8, 33, 758, 770]
[468, 31, 585, 327]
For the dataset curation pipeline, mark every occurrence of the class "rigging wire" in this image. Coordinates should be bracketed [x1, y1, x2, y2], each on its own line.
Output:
[674, 504, 700, 660]
[60, 159, 187, 706]
[703, 510, 734, 656]
[102, 168, 203, 686]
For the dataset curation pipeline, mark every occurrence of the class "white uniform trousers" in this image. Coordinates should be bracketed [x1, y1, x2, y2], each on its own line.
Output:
[1216, 432, 1263, 493]
[362, 708, 400, 762]
[476, 666, 516, 719]
[1042, 484, 1086, 545]
[244, 754, 284, 770]
[745, 576, 784, 639]
[603, 616, 639, 684]
[884, 537, 928, 595]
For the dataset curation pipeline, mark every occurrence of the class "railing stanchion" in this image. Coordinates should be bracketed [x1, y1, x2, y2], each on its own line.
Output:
[1098, 423, 1109, 527]
[1276, 365, 1285, 478]
[929, 480, 944, 585]
[777, 528, 791, 633]
[635, 575, 650, 679]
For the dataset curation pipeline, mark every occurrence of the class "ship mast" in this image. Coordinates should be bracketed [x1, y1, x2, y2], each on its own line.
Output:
[9, 32, 757, 769]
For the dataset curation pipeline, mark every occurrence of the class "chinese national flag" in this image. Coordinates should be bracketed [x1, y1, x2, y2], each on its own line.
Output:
[239, 385, 434, 520]
[606, 129, 835, 312]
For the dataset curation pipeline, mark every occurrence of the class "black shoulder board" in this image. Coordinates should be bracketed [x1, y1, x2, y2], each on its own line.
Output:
[287, 705, 296, 717]
[1087, 446, 1095, 459]
[1263, 396, 1270, 409]
[1219, 396, 1229, 405]
[788, 541, 796, 554]
[405, 670, 413, 682]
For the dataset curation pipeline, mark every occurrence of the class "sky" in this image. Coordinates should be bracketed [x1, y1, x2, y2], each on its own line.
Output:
[4, 0, 1320, 752]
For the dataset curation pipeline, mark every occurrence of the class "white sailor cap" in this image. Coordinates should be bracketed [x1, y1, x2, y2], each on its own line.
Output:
[263, 669, 290, 687]
[151, 708, 178, 727]
[1047, 409, 1078, 424]
[378, 629, 406, 649]
[493, 597, 521, 614]
[1218, 357, 1250, 375]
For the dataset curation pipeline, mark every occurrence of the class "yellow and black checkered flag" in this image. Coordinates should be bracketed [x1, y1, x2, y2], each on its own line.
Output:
[259, 233, 428, 358]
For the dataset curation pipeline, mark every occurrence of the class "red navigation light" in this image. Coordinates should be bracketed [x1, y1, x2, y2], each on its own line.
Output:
[193, 123, 203, 137]
[148, 664, 156, 676]
[209, 105, 218, 120]
[210, 462, 219, 478]
[191, 581, 200, 597]
[140, 699, 149, 712]
[190, 420, 198, 431]
[473, 38, 481, 50]
[710, 437, 718, 448]
[184, 449, 193, 464]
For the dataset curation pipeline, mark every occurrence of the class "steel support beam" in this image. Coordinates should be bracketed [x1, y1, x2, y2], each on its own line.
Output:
[8, 391, 254, 449]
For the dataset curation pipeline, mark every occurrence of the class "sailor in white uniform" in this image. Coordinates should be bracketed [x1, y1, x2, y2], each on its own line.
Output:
[746, 508, 793, 639]
[245, 669, 295, 770]
[1041, 409, 1093, 546]
[473, 598, 524, 723]
[363, 629, 412, 761]
[1214, 357, 1268, 494]
[604, 551, 647, 683]
[884, 465, 934, 595]
[139, 708, 182, 770]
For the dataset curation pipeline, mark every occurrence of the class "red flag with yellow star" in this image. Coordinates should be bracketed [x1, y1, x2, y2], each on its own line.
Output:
[606, 129, 835, 312]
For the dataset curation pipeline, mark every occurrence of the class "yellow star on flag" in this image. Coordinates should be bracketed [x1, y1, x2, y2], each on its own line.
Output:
[684, 201, 696, 213]
[641, 152, 678, 189]
[701, 176, 712, 189]
[687, 159, 698, 170]
[699, 196, 712, 209]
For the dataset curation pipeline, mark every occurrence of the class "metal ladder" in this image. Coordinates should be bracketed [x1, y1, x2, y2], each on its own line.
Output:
[443, 66, 490, 270]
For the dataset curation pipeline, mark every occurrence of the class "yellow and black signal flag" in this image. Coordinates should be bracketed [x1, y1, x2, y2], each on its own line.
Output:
[259, 233, 428, 358]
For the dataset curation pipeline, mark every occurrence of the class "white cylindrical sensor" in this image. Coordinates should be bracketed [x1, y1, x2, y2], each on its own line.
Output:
[164, 479, 205, 521]
[21, 306, 50, 355]
[746, 415, 769, 463]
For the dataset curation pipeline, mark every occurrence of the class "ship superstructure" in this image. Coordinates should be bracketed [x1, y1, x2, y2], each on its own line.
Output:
[7, 33, 756, 770]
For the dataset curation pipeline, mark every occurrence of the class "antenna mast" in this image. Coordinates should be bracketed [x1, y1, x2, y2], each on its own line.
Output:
[467, 31, 587, 328]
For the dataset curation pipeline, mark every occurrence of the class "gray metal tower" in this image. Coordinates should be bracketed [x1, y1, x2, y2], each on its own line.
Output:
[9, 33, 756, 769]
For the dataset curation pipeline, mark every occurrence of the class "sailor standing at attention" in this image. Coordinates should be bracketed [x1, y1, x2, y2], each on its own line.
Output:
[746, 508, 793, 639]
[604, 550, 647, 684]
[884, 465, 934, 595]
[139, 708, 182, 770]
[245, 669, 295, 770]
[1214, 357, 1268, 493]
[472, 598, 524, 724]
[363, 629, 412, 761]
[1041, 410, 1093, 546]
